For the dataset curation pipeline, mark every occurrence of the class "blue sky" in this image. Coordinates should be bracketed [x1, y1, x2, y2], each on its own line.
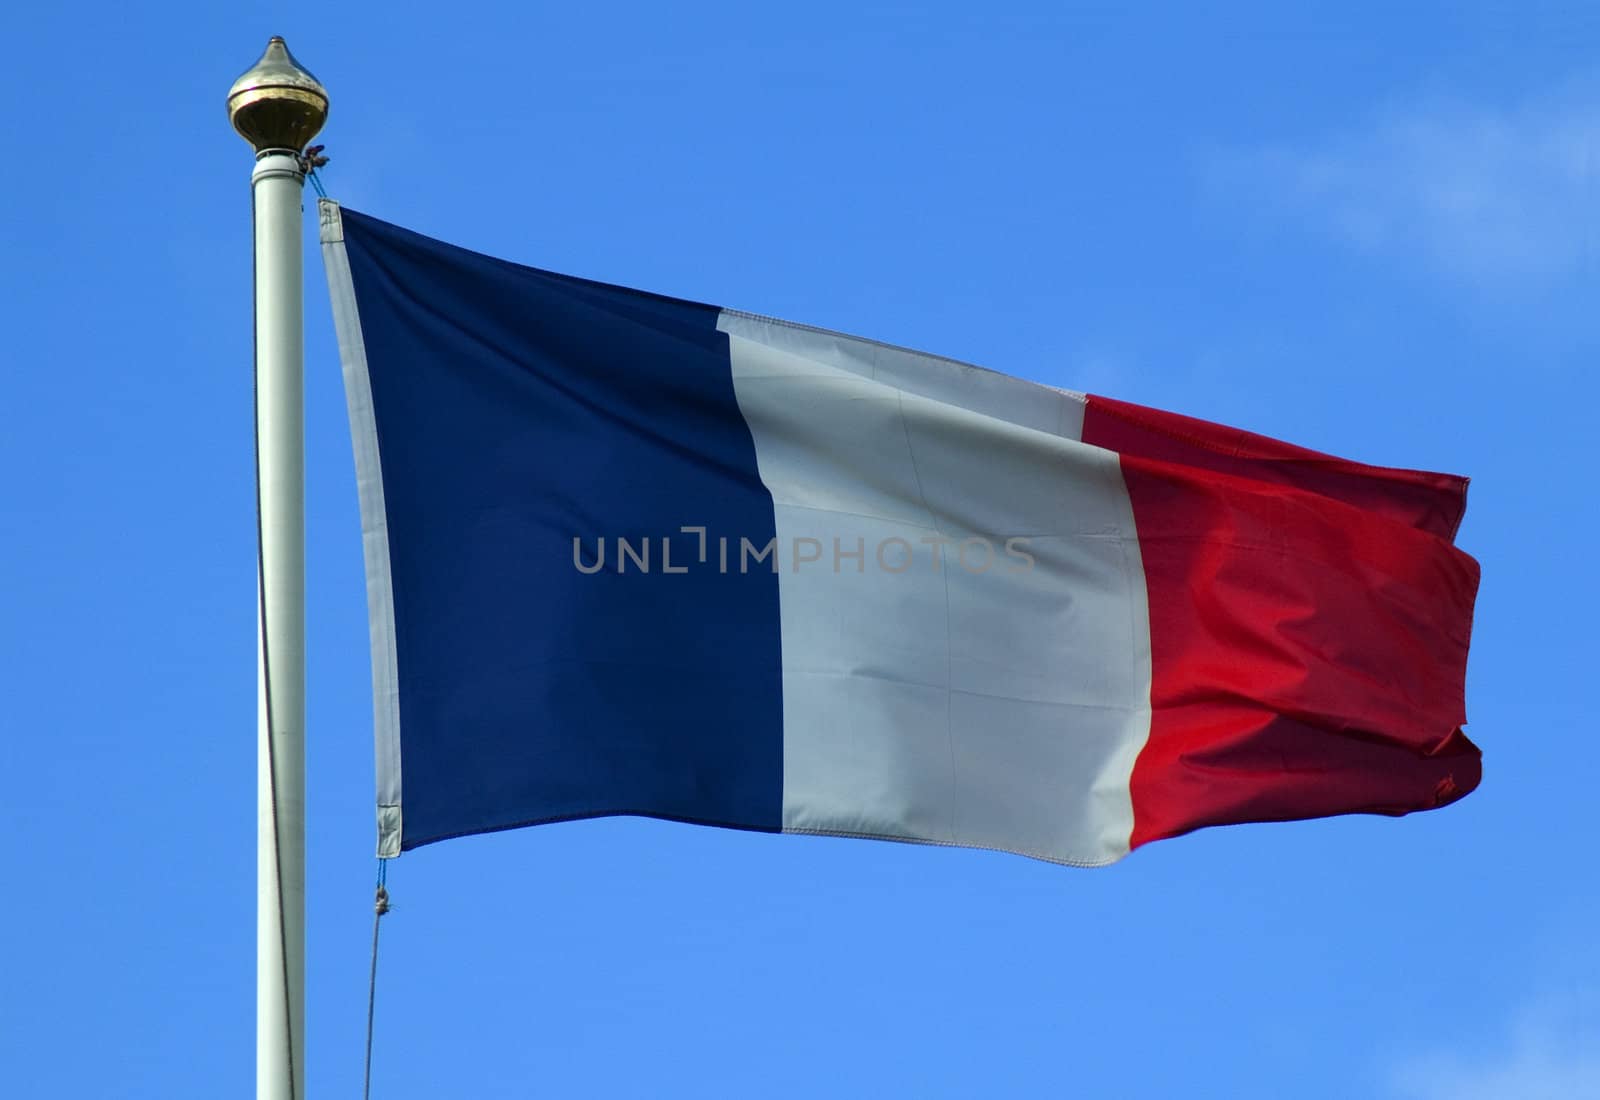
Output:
[4, 3, 1597, 1096]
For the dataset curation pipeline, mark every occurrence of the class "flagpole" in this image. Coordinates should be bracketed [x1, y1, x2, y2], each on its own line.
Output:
[228, 38, 328, 1100]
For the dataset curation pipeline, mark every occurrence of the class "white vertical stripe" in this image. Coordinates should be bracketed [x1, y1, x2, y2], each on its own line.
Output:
[319, 201, 403, 859]
[719, 311, 1152, 866]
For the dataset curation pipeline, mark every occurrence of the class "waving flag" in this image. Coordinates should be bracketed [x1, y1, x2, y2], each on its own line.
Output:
[319, 200, 1480, 867]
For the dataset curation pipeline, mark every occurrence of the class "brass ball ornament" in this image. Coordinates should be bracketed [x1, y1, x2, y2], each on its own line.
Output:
[227, 37, 328, 153]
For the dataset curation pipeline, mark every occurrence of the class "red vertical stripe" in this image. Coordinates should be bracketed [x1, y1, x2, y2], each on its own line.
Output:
[1082, 396, 1481, 849]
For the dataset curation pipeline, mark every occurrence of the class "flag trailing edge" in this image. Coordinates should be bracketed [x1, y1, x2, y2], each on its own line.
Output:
[318, 199, 1481, 867]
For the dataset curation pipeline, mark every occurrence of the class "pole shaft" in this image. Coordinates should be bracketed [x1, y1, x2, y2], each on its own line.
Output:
[254, 149, 306, 1100]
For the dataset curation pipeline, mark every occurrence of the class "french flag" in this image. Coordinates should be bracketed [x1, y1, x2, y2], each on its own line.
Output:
[321, 201, 1480, 867]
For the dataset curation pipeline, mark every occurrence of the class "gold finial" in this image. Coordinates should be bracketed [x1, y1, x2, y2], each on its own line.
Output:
[227, 37, 329, 153]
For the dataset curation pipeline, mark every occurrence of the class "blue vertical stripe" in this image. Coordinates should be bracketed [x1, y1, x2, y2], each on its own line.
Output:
[339, 209, 784, 849]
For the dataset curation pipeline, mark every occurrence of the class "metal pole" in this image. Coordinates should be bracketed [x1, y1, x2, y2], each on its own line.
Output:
[254, 145, 307, 1100]
[228, 38, 328, 1100]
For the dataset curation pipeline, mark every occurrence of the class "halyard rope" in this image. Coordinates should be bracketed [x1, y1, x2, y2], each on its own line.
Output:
[363, 859, 391, 1100]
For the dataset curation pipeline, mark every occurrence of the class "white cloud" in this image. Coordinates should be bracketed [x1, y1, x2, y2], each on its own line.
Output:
[1211, 88, 1600, 285]
[1387, 990, 1599, 1100]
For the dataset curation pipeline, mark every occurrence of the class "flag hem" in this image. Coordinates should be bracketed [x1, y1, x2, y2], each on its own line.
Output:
[320, 199, 404, 860]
